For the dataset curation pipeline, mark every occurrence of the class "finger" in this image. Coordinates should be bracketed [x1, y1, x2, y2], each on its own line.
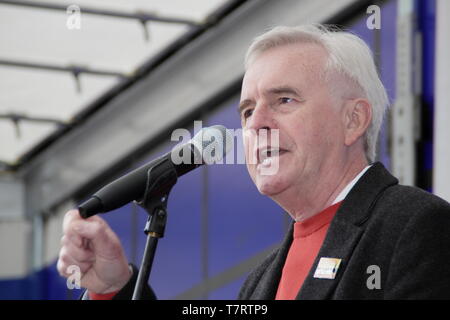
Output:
[70, 218, 122, 258]
[57, 255, 90, 279]
[68, 215, 106, 240]
[65, 214, 109, 245]
[62, 209, 84, 234]
[58, 247, 92, 276]
[60, 233, 83, 249]
[61, 236, 95, 263]
[57, 256, 83, 278]
[59, 246, 92, 271]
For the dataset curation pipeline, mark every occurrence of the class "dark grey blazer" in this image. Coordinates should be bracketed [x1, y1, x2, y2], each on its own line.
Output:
[238, 162, 450, 299]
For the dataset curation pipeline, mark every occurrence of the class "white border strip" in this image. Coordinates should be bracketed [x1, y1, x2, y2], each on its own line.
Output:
[433, 0, 450, 201]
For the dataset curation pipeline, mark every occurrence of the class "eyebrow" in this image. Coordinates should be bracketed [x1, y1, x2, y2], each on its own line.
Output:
[267, 86, 302, 97]
[237, 99, 254, 115]
[238, 86, 302, 114]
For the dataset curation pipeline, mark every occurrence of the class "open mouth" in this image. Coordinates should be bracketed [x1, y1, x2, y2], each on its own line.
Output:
[257, 147, 288, 164]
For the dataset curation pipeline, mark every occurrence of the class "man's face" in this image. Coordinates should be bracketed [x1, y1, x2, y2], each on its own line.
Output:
[240, 43, 346, 197]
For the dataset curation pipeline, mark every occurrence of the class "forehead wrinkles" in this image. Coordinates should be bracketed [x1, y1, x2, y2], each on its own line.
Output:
[289, 43, 329, 87]
[243, 43, 329, 97]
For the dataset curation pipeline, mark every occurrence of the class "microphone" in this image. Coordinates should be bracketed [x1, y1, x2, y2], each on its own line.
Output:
[78, 125, 232, 218]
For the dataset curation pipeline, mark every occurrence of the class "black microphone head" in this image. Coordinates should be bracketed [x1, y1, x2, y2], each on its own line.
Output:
[78, 196, 103, 219]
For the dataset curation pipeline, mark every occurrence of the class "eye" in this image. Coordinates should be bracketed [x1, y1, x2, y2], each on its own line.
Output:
[280, 97, 294, 104]
[242, 108, 253, 119]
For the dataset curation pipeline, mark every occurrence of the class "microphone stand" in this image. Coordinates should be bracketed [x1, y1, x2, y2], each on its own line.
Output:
[131, 158, 178, 300]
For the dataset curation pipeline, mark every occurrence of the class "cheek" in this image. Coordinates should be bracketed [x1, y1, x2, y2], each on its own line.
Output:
[285, 114, 332, 159]
[242, 129, 258, 164]
[306, 106, 339, 138]
[242, 138, 256, 180]
[320, 109, 345, 141]
[285, 114, 318, 150]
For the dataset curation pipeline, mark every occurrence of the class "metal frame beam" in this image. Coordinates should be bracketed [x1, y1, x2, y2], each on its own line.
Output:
[391, 0, 421, 186]
[0, 58, 129, 98]
[0, 0, 201, 26]
[0, 59, 128, 78]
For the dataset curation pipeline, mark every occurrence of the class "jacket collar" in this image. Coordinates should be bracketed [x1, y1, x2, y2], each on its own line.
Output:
[296, 162, 398, 299]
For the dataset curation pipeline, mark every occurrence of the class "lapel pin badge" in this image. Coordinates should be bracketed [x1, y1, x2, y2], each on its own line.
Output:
[313, 257, 342, 279]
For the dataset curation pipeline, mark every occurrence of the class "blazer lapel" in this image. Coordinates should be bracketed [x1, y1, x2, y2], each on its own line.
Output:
[250, 223, 293, 299]
[296, 217, 363, 299]
[296, 162, 398, 299]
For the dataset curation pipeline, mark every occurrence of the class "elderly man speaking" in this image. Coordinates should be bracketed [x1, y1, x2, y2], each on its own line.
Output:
[57, 25, 450, 300]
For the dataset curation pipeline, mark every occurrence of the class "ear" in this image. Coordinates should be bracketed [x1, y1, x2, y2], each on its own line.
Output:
[343, 99, 372, 147]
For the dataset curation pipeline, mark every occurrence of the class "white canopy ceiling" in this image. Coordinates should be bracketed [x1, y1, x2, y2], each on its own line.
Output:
[0, 0, 231, 166]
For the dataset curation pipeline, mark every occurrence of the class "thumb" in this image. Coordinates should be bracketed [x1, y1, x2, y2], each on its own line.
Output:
[71, 216, 124, 260]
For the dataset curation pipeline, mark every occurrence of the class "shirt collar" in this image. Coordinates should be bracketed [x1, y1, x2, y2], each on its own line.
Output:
[332, 165, 372, 205]
[294, 201, 343, 238]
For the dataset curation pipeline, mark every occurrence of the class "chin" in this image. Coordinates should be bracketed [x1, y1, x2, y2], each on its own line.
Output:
[255, 175, 288, 196]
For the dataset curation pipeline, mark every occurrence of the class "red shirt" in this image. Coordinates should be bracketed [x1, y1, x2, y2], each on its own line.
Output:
[275, 201, 342, 300]
[89, 290, 118, 300]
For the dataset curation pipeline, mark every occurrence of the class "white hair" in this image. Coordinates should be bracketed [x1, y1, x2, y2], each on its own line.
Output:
[245, 24, 389, 163]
